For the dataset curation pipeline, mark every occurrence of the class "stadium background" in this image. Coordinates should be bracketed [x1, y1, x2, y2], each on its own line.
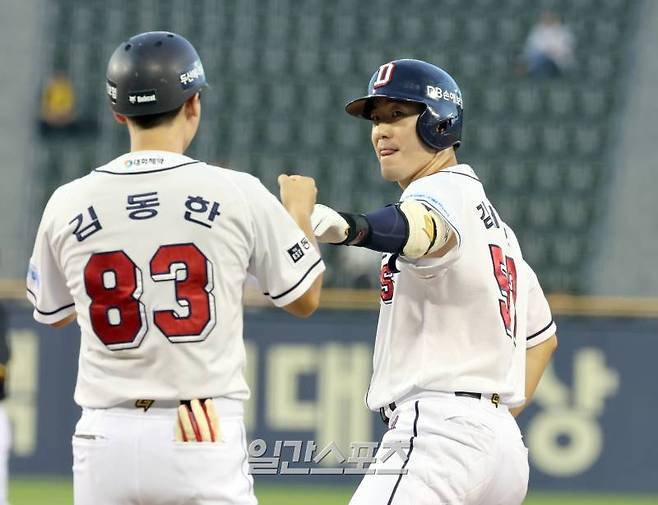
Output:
[1, 0, 657, 503]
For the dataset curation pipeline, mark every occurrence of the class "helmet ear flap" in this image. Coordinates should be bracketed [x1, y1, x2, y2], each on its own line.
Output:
[416, 107, 443, 150]
[416, 107, 462, 151]
[436, 117, 457, 136]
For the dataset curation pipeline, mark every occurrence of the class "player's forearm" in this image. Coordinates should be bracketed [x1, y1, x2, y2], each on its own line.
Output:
[290, 209, 323, 296]
[278, 173, 323, 317]
[511, 334, 558, 417]
[277, 174, 318, 254]
[284, 209, 323, 317]
[50, 313, 76, 328]
[288, 210, 320, 253]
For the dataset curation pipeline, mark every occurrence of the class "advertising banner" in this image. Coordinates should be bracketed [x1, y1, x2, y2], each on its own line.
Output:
[4, 302, 657, 491]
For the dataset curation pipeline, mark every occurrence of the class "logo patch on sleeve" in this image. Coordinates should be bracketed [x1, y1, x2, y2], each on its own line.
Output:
[27, 262, 40, 288]
[287, 242, 306, 263]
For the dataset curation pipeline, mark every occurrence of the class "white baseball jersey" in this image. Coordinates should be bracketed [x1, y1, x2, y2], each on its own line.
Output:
[26, 150, 324, 408]
[367, 164, 555, 409]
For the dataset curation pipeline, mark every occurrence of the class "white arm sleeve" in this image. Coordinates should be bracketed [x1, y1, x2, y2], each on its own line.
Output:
[525, 262, 556, 348]
[246, 178, 325, 307]
[26, 194, 76, 324]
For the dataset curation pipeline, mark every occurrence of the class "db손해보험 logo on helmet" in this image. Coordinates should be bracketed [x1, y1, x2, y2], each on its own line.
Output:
[426, 85, 463, 107]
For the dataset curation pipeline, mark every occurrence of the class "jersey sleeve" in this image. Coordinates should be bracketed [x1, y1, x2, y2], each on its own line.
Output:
[26, 194, 76, 324]
[524, 262, 557, 348]
[245, 178, 325, 307]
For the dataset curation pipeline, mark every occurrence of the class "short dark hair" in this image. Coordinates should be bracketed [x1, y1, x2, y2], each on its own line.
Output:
[129, 105, 183, 129]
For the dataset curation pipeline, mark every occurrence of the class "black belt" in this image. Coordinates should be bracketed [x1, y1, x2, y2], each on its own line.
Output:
[378, 392, 496, 424]
[455, 391, 501, 406]
[455, 391, 482, 400]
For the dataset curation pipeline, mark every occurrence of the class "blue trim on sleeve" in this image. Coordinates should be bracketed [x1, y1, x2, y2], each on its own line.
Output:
[26, 288, 75, 315]
[264, 258, 323, 300]
[527, 320, 554, 340]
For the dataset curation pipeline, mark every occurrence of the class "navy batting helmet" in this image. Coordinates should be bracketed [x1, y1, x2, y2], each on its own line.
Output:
[345, 59, 463, 151]
[106, 31, 206, 117]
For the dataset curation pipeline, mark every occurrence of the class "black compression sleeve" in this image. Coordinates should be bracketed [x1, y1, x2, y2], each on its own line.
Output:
[338, 205, 409, 253]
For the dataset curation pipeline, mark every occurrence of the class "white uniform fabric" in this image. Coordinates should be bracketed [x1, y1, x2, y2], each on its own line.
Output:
[355, 164, 555, 505]
[26, 150, 324, 505]
[367, 164, 555, 410]
[73, 398, 255, 505]
[350, 395, 528, 505]
[26, 151, 324, 408]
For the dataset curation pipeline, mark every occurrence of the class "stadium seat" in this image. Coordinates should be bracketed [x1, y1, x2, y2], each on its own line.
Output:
[37, 0, 638, 291]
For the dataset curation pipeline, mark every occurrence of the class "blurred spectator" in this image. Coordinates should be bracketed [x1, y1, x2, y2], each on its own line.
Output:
[522, 11, 575, 78]
[39, 71, 78, 135]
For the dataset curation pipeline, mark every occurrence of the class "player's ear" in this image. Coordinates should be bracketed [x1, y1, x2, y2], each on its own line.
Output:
[112, 111, 127, 124]
[184, 93, 201, 120]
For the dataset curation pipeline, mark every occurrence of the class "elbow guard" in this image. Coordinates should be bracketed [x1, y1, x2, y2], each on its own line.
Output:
[399, 199, 451, 258]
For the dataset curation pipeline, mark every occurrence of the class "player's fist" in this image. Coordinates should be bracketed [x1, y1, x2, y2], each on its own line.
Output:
[311, 204, 350, 244]
[175, 399, 220, 442]
[278, 174, 317, 217]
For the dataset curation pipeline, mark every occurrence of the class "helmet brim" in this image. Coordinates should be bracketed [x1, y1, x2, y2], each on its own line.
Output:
[345, 95, 426, 119]
[345, 97, 370, 118]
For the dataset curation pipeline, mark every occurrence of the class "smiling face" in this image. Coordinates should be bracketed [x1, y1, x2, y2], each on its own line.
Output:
[369, 98, 437, 185]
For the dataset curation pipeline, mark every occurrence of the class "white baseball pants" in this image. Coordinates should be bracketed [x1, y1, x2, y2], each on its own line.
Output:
[72, 398, 257, 505]
[350, 393, 529, 505]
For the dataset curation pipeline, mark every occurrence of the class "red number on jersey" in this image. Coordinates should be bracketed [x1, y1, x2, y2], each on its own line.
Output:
[83, 244, 216, 350]
[151, 243, 216, 342]
[84, 251, 147, 350]
[489, 244, 518, 342]
[380, 263, 395, 303]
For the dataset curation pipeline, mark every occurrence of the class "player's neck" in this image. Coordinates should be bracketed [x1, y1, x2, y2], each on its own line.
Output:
[398, 148, 457, 189]
[128, 126, 188, 154]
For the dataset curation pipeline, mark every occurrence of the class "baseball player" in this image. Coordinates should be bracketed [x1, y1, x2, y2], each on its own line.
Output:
[311, 59, 558, 505]
[26, 31, 324, 505]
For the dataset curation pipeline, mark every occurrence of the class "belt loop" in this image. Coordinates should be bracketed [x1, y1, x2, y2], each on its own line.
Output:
[379, 402, 397, 425]
[379, 407, 389, 424]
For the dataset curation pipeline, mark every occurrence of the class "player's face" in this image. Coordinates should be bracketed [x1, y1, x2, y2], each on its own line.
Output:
[369, 99, 436, 185]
